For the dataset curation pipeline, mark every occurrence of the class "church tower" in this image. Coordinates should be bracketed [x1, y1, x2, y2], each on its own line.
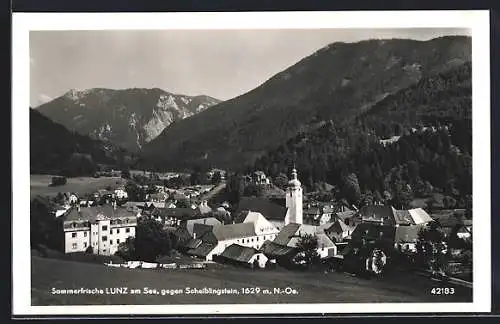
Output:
[285, 167, 303, 225]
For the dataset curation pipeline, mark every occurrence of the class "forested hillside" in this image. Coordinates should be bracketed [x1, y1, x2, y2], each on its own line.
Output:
[142, 36, 472, 170]
[248, 62, 472, 210]
[30, 108, 136, 176]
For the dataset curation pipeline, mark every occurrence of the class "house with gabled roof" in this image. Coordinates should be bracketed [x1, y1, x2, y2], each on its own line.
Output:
[303, 204, 334, 226]
[147, 192, 168, 204]
[196, 200, 213, 215]
[260, 240, 298, 259]
[186, 241, 217, 260]
[187, 211, 279, 261]
[358, 205, 433, 227]
[214, 244, 268, 269]
[324, 219, 356, 243]
[252, 171, 271, 186]
[348, 205, 435, 253]
[271, 223, 337, 259]
[185, 217, 222, 238]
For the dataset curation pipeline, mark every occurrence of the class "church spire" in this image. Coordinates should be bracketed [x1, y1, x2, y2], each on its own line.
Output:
[288, 164, 301, 188]
[291, 166, 298, 180]
[285, 163, 303, 225]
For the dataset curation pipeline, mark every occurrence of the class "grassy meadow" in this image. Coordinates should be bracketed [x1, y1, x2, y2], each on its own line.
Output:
[31, 255, 472, 306]
[30, 174, 127, 200]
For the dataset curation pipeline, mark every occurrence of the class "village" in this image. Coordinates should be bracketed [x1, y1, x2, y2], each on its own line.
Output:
[30, 165, 473, 288]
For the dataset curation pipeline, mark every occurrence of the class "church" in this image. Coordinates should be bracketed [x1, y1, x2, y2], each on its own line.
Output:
[234, 166, 304, 230]
[184, 167, 339, 263]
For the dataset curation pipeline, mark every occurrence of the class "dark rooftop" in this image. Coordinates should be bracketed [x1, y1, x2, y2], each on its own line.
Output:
[260, 240, 298, 257]
[235, 197, 287, 221]
[211, 222, 256, 241]
[187, 242, 217, 258]
[219, 244, 260, 263]
[152, 207, 201, 220]
[64, 206, 137, 222]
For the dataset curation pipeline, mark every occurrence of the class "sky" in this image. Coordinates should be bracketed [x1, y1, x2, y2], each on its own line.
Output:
[30, 28, 470, 107]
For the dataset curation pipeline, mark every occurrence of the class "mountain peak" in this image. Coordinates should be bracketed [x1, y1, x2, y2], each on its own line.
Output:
[37, 88, 222, 152]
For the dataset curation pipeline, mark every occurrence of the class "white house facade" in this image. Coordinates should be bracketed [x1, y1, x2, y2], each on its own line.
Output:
[114, 188, 128, 200]
[199, 211, 280, 261]
[62, 205, 137, 256]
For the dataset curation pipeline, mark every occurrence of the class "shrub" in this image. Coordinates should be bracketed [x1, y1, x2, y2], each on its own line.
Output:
[49, 176, 67, 187]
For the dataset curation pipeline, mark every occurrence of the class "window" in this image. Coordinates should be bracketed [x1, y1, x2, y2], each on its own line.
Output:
[84, 232, 87, 237]
[117, 229, 120, 234]
[110, 229, 113, 234]
[102, 225, 108, 231]
[102, 236, 108, 242]
[103, 249, 106, 253]
[126, 228, 130, 233]
[256, 255, 260, 260]
[71, 232, 77, 238]
[84, 242, 88, 248]
[72, 243, 77, 249]
[117, 239, 120, 244]
[110, 240, 113, 245]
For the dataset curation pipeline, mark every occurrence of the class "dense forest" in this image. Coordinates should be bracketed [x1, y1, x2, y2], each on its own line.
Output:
[246, 62, 472, 211]
[30, 108, 138, 177]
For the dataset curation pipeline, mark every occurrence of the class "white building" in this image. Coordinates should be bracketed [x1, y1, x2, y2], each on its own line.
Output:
[61, 205, 137, 256]
[187, 211, 279, 261]
[197, 200, 212, 214]
[285, 167, 303, 225]
[253, 171, 271, 185]
[114, 188, 128, 200]
[68, 193, 78, 205]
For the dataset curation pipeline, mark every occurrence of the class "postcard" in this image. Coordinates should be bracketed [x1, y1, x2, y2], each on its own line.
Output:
[12, 10, 491, 316]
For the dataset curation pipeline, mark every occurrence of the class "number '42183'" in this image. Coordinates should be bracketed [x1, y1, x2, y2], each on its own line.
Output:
[431, 287, 455, 295]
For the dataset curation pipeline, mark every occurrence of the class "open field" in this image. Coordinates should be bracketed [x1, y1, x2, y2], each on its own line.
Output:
[30, 174, 127, 200]
[31, 256, 472, 306]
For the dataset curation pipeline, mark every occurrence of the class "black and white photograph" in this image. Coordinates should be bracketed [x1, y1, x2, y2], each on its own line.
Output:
[12, 10, 491, 315]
